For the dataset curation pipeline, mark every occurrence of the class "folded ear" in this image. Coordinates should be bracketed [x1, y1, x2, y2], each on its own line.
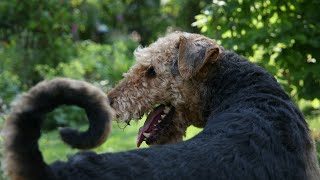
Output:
[178, 36, 221, 80]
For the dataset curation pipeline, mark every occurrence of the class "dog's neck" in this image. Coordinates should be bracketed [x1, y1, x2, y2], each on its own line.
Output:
[198, 51, 287, 122]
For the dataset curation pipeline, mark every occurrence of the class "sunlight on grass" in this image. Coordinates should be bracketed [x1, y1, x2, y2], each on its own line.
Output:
[184, 126, 203, 140]
[40, 121, 203, 163]
[308, 116, 320, 141]
[306, 115, 320, 162]
[40, 115, 320, 164]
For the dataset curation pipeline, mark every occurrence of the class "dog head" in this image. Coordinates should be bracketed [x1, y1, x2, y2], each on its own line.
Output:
[108, 32, 222, 146]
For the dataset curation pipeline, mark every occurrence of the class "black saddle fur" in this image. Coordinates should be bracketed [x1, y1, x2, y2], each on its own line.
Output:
[3, 52, 319, 180]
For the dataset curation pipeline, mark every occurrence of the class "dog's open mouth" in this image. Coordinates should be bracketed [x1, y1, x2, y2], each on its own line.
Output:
[136, 104, 175, 147]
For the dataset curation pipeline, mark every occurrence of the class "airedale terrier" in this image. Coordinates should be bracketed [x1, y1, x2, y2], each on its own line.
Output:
[3, 32, 320, 180]
[108, 31, 320, 179]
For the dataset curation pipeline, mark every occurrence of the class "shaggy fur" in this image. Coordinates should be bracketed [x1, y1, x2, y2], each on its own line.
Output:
[2, 78, 113, 179]
[3, 32, 320, 179]
[108, 32, 320, 179]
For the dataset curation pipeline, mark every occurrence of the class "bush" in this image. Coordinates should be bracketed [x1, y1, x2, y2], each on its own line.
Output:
[36, 37, 137, 86]
[194, 0, 320, 104]
[0, 0, 81, 84]
[0, 43, 22, 115]
[34, 37, 137, 129]
[0, 0, 140, 130]
[1, 31, 137, 130]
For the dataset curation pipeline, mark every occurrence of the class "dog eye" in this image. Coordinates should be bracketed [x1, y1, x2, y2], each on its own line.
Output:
[175, 41, 180, 49]
[146, 66, 156, 78]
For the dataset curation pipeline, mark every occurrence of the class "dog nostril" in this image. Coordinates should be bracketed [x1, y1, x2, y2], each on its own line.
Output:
[108, 97, 114, 106]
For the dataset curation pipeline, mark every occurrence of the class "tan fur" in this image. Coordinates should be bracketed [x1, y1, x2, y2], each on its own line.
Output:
[108, 31, 320, 178]
[305, 138, 320, 180]
[108, 31, 222, 144]
[2, 78, 114, 180]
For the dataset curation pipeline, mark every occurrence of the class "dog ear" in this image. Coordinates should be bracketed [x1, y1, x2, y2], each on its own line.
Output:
[178, 36, 221, 79]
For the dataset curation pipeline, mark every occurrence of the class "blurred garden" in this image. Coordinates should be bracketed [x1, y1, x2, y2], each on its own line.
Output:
[0, 0, 319, 176]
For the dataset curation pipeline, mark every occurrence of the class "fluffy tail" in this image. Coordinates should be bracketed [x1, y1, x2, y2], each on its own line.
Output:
[2, 78, 113, 180]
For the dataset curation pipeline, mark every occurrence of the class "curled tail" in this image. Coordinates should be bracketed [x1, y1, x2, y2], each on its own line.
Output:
[2, 78, 113, 180]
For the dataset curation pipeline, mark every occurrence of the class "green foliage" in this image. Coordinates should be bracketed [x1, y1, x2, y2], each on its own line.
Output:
[0, 0, 138, 129]
[0, 71, 21, 112]
[0, 0, 81, 84]
[194, 0, 320, 102]
[0, 0, 319, 160]
[42, 106, 86, 131]
[32, 38, 136, 129]
[36, 37, 137, 86]
[34, 37, 137, 129]
[0, 1, 320, 177]
[100, 0, 170, 45]
[0, 43, 22, 116]
[161, 0, 207, 33]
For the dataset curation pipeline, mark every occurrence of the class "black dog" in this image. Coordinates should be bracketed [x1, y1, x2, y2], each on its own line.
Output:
[3, 50, 320, 179]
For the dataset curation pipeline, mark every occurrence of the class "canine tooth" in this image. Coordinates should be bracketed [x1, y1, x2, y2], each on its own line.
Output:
[158, 120, 162, 123]
[164, 107, 170, 114]
[161, 115, 165, 119]
[143, 133, 151, 138]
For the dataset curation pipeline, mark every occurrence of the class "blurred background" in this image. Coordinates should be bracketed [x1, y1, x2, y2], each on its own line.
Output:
[0, 0, 319, 175]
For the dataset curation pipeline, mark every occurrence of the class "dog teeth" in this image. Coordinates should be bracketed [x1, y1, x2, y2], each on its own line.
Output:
[143, 133, 151, 138]
[164, 107, 170, 114]
[160, 115, 165, 119]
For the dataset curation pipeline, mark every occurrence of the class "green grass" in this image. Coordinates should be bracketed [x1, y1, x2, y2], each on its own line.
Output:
[40, 121, 202, 163]
[40, 114, 320, 164]
[308, 115, 320, 137]
[1, 115, 319, 179]
[307, 115, 320, 162]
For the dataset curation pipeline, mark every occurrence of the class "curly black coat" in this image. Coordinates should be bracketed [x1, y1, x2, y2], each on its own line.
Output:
[3, 52, 320, 180]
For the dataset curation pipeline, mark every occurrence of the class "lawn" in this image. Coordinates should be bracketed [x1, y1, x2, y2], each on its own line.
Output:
[1, 115, 319, 179]
[0, 120, 202, 179]
[308, 115, 320, 162]
[40, 115, 320, 164]
[40, 120, 202, 163]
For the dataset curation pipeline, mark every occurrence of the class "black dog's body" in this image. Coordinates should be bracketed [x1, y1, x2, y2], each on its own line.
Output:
[3, 52, 320, 179]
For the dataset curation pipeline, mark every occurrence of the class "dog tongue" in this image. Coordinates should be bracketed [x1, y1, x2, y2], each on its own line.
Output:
[137, 105, 165, 147]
